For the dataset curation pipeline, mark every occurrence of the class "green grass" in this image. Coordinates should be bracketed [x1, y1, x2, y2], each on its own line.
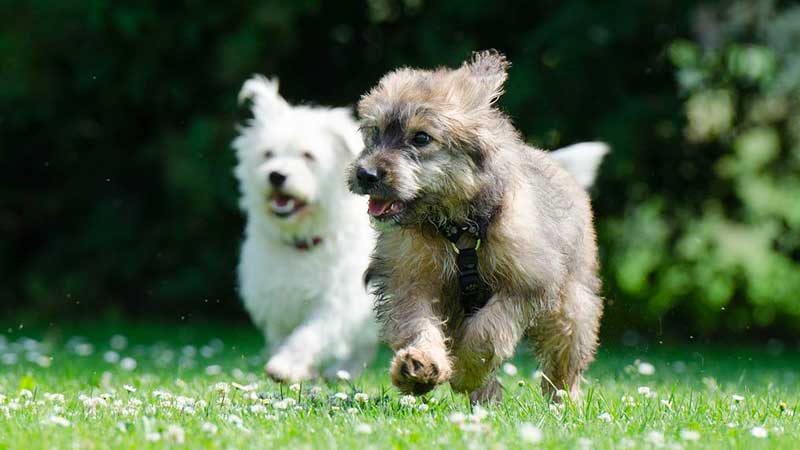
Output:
[0, 322, 798, 449]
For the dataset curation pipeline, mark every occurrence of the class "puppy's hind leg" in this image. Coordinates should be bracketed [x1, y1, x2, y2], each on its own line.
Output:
[529, 280, 602, 401]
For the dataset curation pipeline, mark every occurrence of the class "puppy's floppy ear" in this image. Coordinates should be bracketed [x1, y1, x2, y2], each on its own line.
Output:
[238, 74, 289, 122]
[326, 107, 364, 157]
[461, 49, 510, 105]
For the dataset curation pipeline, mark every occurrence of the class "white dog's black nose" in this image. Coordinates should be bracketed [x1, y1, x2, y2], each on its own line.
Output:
[356, 166, 383, 187]
[269, 171, 287, 188]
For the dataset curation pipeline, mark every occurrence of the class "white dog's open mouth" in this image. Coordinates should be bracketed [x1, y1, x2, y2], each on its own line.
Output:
[269, 193, 307, 218]
[367, 197, 406, 220]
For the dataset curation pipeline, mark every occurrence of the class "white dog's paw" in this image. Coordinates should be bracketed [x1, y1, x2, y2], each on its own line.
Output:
[265, 355, 312, 383]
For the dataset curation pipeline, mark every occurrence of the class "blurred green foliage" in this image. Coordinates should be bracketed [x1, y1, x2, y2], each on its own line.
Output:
[607, 1, 800, 337]
[1, 0, 796, 338]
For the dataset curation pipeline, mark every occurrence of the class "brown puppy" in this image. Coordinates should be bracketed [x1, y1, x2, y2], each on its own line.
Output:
[347, 50, 603, 403]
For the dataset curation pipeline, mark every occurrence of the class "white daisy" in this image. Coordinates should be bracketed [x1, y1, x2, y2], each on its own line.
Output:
[518, 423, 543, 444]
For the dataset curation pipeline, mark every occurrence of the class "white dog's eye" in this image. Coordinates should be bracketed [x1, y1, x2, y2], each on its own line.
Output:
[264, 150, 274, 159]
[302, 151, 315, 162]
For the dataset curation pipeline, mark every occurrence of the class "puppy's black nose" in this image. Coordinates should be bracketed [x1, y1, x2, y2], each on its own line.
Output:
[269, 171, 287, 187]
[356, 166, 382, 187]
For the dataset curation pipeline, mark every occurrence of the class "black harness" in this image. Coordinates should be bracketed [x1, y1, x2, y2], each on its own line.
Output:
[438, 214, 494, 316]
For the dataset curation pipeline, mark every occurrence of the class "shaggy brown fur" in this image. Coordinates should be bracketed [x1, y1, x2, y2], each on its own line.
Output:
[347, 50, 603, 403]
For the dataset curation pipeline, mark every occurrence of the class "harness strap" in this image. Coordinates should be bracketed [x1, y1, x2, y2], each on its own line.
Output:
[438, 218, 493, 316]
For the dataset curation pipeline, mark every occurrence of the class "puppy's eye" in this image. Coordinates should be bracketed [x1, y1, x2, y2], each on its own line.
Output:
[302, 151, 315, 161]
[411, 132, 432, 147]
[264, 150, 274, 159]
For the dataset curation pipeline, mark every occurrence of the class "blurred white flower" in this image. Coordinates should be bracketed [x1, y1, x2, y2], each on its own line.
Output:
[646, 431, 664, 445]
[165, 425, 185, 444]
[250, 404, 267, 414]
[145, 432, 161, 442]
[226, 414, 243, 426]
[46, 415, 71, 427]
[470, 406, 488, 422]
[44, 393, 65, 403]
[399, 395, 416, 407]
[637, 362, 655, 376]
[205, 365, 223, 376]
[336, 370, 351, 381]
[334, 392, 349, 401]
[122, 384, 136, 393]
[289, 383, 301, 393]
[273, 398, 296, 410]
[555, 389, 568, 399]
[110, 335, 128, 350]
[214, 382, 230, 394]
[119, 357, 137, 371]
[355, 423, 373, 434]
[36, 355, 52, 367]
[531, 370, 543, 381]
[18, 389, 33, 399]
[660, 399, 672, 409]
[103, 351, 120, 364]
[519, 423, 543, 444]
[354, 392, 369, 403]
[201, 422, 218, 435]
[232, 382, 256, 392]
[578, 437, 592, 449]
[637, 386, 651, 396]
[448, 412, 467, 424]
[750, 427, 768, 438]
[74, 343, 94, 356]
[598, 412, 612, 422]
[732, 394, 744, 403]
[416, 404, 429, 412]
[680, 429, 700, 441]
[502, 362, 518, 376]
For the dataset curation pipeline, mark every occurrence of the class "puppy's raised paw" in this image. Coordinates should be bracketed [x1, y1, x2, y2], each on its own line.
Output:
[390, 347, 449, 395]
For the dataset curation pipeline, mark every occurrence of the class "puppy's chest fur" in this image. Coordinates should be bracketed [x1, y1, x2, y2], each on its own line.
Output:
[372, 221, 534, 324]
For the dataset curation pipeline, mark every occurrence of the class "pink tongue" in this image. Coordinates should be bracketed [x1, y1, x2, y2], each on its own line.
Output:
[368, 198, 391, 217]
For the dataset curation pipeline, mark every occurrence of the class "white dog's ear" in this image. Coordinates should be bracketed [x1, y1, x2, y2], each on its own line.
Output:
[549, 142, 609, 189]
[326, 108, 364, 157]
[238, 74, 289, 121]
[462, 49, 510, 105]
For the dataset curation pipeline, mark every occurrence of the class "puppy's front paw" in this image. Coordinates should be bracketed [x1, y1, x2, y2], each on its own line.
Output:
[390, 347, 450, 395]
[265, 355, 312, 383]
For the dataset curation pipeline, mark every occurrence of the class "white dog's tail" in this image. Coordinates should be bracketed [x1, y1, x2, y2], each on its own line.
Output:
[238, 74, 289, 121]
[549, 142, 609, 189]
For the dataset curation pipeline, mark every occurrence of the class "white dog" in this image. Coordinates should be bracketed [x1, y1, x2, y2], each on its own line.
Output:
[233, 75, 378, 382]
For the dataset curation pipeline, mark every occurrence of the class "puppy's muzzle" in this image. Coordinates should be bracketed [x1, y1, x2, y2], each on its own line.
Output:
[355, 166, 385, 190]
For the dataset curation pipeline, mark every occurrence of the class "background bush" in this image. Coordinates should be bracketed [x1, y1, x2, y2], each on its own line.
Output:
[2, 0, 797, 339]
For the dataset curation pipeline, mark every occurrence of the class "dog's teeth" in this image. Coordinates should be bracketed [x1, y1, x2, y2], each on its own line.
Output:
[272, 198, 296, 213]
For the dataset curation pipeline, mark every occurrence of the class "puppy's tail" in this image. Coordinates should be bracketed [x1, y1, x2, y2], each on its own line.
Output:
[238, 74, 289, 120]
[549, 142, 609, 189]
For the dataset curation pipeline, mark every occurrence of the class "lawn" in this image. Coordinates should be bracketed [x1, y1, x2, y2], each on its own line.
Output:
[0, 322, 797, 449]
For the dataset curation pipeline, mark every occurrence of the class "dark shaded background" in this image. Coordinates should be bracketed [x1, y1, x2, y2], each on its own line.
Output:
[3, 0, 798, 340]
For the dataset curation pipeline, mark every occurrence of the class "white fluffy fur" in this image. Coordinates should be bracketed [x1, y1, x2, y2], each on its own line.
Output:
[233, 75, 377, 382]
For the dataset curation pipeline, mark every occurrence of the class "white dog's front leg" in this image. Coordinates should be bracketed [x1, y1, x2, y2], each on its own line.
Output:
[265, 317, 329, 382]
